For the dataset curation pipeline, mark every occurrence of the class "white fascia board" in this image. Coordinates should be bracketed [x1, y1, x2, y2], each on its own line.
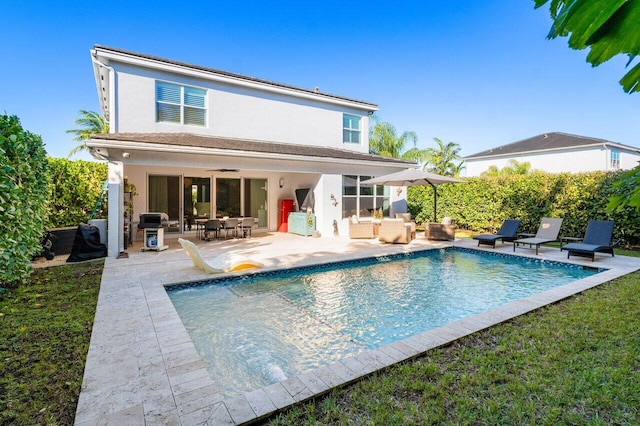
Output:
[464, 143, 612, 161]
[93, 48, 378, 113]
[86, 139, 405, 168]
[606, 142, 640, 152]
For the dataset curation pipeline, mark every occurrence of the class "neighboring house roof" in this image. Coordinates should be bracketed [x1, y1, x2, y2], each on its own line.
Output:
[464, 132, 639, 160]
[92, 45, 378, 112]
[88, 132, 414, 166]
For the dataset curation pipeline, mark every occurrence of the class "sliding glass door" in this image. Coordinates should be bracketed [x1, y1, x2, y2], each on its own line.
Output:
[148, 175, 181, 232]
[216, 178, 241, 218]
[147, 175, 268, 233]
[244, 178, 268, 227]
[184, 177, 211, 230]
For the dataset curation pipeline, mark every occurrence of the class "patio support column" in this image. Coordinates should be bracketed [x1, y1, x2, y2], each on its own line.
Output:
[107, 161, 124, 258]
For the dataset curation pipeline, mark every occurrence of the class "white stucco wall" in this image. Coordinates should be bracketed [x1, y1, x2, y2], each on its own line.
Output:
[111, 63, 371, 153]
[464, 146, 640, 176]
[620, 149, 640, 169]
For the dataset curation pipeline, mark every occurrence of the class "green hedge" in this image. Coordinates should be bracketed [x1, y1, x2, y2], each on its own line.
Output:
[0, 115, 50, 285]
[46, 158, 107, 228]
[407, 171, 640, 246]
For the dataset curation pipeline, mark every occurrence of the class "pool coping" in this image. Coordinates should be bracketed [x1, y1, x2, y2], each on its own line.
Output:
[74, 235, 640, 425]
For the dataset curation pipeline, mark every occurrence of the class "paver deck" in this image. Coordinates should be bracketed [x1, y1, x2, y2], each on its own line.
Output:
[73, 232, 640, 425]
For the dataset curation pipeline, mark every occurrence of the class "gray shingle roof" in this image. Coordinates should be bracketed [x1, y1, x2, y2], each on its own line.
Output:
[464, 132, 639, 160]
[91, 132, 415, 165]
[93, 45, 378, 110]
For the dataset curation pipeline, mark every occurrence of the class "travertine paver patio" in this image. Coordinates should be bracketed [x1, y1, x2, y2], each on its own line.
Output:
[74, 232, 640, 425]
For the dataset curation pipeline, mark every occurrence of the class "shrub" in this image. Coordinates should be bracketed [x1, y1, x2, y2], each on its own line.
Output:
[0, 115, 50, 285]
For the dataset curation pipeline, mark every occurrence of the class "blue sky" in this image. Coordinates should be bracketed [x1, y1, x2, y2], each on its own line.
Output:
[2, 1, 639, 161]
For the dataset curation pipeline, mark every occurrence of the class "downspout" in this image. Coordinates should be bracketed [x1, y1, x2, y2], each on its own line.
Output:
[90, 53, 123, 257]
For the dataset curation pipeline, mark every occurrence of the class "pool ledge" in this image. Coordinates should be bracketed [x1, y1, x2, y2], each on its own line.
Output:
[74, 234, 640, 425]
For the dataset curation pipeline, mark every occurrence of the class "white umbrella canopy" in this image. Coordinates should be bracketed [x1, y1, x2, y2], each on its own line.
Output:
[361, 168, 465, 222]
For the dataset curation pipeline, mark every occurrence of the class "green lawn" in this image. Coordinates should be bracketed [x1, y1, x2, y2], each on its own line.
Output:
[0, 260, 103, 425]
[1, 251, 638, 425]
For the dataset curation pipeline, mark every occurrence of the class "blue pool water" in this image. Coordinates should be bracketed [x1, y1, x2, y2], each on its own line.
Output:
[167, 248, 601, 397]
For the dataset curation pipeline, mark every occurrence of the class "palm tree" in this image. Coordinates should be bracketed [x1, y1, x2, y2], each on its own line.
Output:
[423, 137, 462, 176]
[450, 160, 466, 178]
[480, 159, 532, 176]
[66, 110, 109, 157]
[480, 165, 501, 177]
[369, 116, 425, 162]
[505, 159, 532, 175]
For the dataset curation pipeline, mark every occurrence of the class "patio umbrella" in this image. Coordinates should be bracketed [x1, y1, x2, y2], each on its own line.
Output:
[361, 168, 464, 222]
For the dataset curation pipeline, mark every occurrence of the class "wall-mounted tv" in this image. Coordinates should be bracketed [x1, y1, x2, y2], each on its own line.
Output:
[295, 188, 314, 212]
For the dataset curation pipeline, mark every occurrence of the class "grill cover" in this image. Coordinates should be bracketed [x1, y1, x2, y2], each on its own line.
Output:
[66, 224, 107, 263]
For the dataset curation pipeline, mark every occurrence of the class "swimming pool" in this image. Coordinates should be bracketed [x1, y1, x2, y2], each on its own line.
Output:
[167, 247, 601, 398]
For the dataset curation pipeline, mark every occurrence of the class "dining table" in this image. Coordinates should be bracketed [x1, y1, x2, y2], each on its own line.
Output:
[196, 217, 257, 240]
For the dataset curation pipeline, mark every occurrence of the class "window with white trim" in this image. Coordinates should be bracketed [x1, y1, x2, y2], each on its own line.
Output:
[342, 175, 390, 219]
[610, 149, 620, 169]
[156, 82, 206, 126]
[343, 114, 361, 144]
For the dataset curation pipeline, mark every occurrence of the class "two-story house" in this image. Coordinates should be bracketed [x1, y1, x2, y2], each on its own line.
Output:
[87, 45, 414, 257]
[463, 132, 640, 177]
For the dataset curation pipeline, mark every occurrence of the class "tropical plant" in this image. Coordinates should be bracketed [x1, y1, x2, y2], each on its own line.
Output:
[534, 0, 640, 93]
[66, 110, 109, 157]
[423, 137, 462, 176]
[606, 160, 640, 212]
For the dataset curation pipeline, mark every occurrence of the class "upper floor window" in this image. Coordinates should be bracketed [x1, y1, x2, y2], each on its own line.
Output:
[343, 114, 361, 144]
[610, 149, 620, 169]
[156, 82, 206, 126]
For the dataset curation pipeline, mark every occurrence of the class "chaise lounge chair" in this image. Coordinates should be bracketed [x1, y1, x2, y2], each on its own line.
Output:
[513, 217, 563, 255]
[178, 238, 264, 273]
[473, 219, 521, 248]
[560, 220, 616, 261]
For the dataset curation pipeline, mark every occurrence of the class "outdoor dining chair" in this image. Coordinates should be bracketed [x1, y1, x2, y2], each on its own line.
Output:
[203, 219, 221, 241]
[239, 217, 255, 238]
[222, 218, 239, 239]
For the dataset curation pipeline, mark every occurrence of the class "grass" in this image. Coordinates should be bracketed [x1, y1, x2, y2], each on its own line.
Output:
[0, 250, 638, 425]
[0, 260, 103, 425]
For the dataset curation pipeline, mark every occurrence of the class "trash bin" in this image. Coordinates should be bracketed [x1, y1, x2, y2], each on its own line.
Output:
[88, 219, 107, 245]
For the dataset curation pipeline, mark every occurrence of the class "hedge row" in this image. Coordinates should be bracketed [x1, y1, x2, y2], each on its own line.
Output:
[407, 171, 640, 246]
[0, 115, 50, 285]
[46, 158, 107, 228]
[0, 141, 106, 286]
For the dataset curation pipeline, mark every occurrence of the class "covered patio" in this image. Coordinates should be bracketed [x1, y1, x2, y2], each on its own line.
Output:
[74, 233, 640, 425]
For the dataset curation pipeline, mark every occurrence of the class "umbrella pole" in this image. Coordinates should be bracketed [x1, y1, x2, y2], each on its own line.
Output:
[430, 183, 437, 223]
